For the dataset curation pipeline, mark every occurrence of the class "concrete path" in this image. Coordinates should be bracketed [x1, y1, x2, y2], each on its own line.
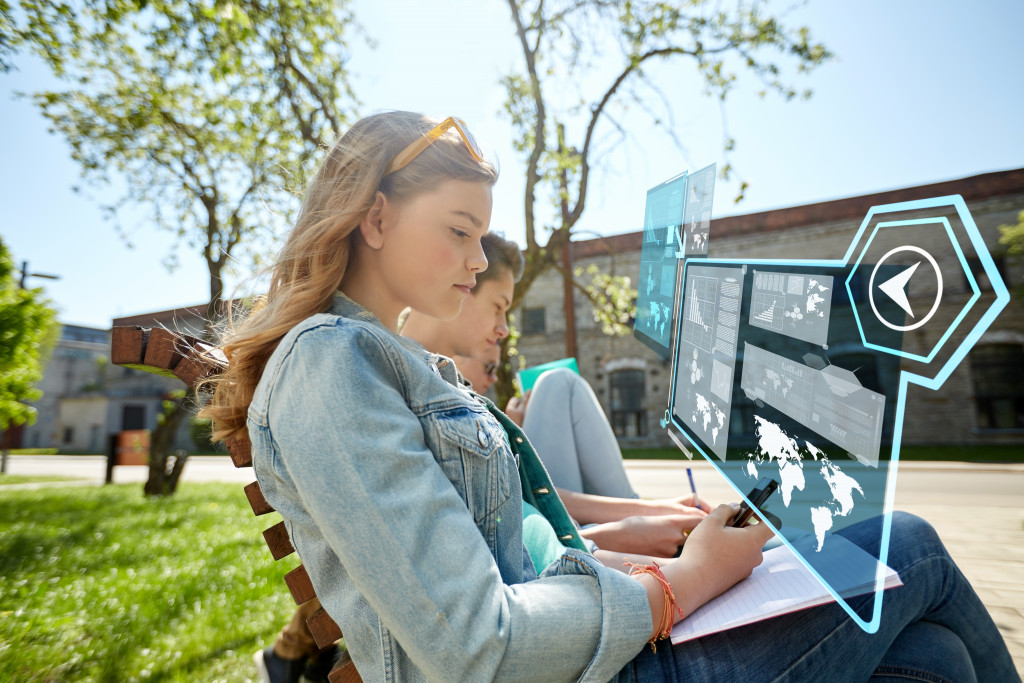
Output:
[4, 455, 1023, 674]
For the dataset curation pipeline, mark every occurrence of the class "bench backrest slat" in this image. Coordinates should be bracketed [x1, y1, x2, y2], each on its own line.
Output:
[244, 481, 274, 516]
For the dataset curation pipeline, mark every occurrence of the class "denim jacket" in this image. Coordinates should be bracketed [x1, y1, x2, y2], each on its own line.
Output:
[249, 293, 651, 682]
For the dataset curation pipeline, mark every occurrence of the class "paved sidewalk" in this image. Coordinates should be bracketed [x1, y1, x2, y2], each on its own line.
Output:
[4, 455, 1022, 674]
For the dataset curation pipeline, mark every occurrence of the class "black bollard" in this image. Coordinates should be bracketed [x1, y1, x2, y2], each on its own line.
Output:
[105, 433, 118, 484]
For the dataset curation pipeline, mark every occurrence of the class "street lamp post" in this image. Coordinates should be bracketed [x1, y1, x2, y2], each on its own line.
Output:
[19, 260, 61, 289]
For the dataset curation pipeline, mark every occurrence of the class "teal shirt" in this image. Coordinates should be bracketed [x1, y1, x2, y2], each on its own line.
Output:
[522, 501, 570, 573]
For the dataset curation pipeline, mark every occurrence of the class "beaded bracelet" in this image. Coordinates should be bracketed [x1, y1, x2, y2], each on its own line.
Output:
[624, 560, 685, 652]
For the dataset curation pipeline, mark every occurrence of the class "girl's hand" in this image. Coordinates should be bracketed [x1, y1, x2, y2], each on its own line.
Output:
[665, 504, 776, 617]
[582, 513, 704, 557]
[642, 494, 713, 516]
[677, 493, 713, 513]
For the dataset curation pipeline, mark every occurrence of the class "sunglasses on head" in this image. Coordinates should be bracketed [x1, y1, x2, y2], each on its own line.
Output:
[384, 116, 484, 176]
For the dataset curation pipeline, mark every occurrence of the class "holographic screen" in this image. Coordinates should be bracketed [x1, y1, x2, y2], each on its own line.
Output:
[638, 187, 1010, 633]
[635, 163, 716, 358]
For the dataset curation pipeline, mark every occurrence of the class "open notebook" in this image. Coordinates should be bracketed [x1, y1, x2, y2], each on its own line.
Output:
[671, 533, 902, 643]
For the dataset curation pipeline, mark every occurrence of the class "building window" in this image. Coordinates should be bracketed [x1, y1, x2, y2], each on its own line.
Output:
[522, 307, 546, 335]
[122, 404, 146, 431]
[610, 369, 646, 437]
[964, 256, 1007, 293]
[971, 343, 1024, 430]
[63, 427, 74, 445]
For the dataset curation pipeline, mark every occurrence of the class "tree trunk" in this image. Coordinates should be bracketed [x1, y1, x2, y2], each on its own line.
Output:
[143, 392, 191, 497]
[142, 254, 221, 496]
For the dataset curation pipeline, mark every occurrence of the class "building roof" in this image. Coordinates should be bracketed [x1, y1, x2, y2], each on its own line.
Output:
[572, 167, 1024, 258]
[59, 324, 110, 344]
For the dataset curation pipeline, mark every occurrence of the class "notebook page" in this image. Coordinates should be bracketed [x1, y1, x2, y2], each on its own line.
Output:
[671, 534, 901, 643]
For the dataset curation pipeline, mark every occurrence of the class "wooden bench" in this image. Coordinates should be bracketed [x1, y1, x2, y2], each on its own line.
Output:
[111, 326, 361, 683]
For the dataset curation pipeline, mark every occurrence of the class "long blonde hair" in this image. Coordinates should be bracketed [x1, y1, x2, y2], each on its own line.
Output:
[201, 111, 498, 445]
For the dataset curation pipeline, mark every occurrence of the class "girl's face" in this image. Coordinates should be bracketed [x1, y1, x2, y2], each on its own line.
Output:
[375, 179, 493, 323]
[449, 269, 514, 361]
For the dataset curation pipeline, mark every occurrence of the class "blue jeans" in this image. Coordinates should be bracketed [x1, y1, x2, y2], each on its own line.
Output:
[622, 512, 1019, 682]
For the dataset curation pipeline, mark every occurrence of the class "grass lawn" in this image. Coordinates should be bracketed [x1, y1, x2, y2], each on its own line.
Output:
[622, 444, 1024, 463]
[0, 474, 83, 486]
[0, 483, 301, 682]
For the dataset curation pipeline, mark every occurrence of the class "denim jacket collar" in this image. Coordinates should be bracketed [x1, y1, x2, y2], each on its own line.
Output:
[330, 291, 461, 384]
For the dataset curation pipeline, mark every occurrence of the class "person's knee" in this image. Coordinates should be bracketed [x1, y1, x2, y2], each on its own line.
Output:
[889, 511, 941, 548]
[872, 621, 975, 683]
[531, 367, 582, 397]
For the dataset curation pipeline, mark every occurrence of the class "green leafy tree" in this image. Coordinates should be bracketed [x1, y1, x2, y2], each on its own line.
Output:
[998, 210, 1024, 297]
[0, 238, 59, 433]
[998, 210, 1024, 256]
[495, 0, 832, 402]
[8, 0, 361, 494]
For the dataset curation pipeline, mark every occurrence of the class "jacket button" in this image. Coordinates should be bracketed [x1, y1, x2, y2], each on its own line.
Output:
[515, 436, 524, 444]
[533, 487, 550, 495]
[477, 423, 489, 447]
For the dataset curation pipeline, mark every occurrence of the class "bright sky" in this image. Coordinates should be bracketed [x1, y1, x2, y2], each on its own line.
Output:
[2, 0, 1022, 329]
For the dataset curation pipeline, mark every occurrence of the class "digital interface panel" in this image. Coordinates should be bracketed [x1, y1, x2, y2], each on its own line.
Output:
[680, 163, 716, 257]
[635, 172, 688, 358]
[634, 167, 719, 358]
[674, 264, 744, 460]
[669, 260, 905, 628]
[749, 269, 833, 346]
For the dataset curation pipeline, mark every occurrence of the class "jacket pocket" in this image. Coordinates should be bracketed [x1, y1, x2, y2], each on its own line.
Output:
[429, 405, 513, 524]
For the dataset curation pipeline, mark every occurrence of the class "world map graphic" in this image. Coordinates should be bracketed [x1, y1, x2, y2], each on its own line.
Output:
[691, 392, 726, 446]
[744, 415, 864, 551]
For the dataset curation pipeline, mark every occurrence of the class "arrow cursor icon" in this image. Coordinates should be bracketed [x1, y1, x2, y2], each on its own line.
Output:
[878, 261, 920, 317]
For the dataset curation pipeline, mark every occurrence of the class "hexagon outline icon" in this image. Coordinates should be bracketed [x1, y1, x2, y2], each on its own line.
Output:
[845, 216, 981, 364]
[841, 194, 1011, 390]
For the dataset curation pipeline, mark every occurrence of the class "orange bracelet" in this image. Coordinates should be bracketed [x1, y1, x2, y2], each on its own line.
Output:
[624, 560, 685, 651]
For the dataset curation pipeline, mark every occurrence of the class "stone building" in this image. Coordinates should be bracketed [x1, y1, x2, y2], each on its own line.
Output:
[514, 168, 1024, 449]
[19, 313, 204, 452]
[20, 324, 110, 450]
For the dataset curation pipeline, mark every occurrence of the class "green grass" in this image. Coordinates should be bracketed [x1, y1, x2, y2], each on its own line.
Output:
[0, 474, 82, 485]
[0, 483, 300, 682]
[622, 444, 1024, 463]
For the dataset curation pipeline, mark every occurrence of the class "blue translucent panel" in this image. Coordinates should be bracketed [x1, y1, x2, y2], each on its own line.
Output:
[670, 260, 904, 631]
[680, 163, 716, 257]
[634, 172, 687, 358]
